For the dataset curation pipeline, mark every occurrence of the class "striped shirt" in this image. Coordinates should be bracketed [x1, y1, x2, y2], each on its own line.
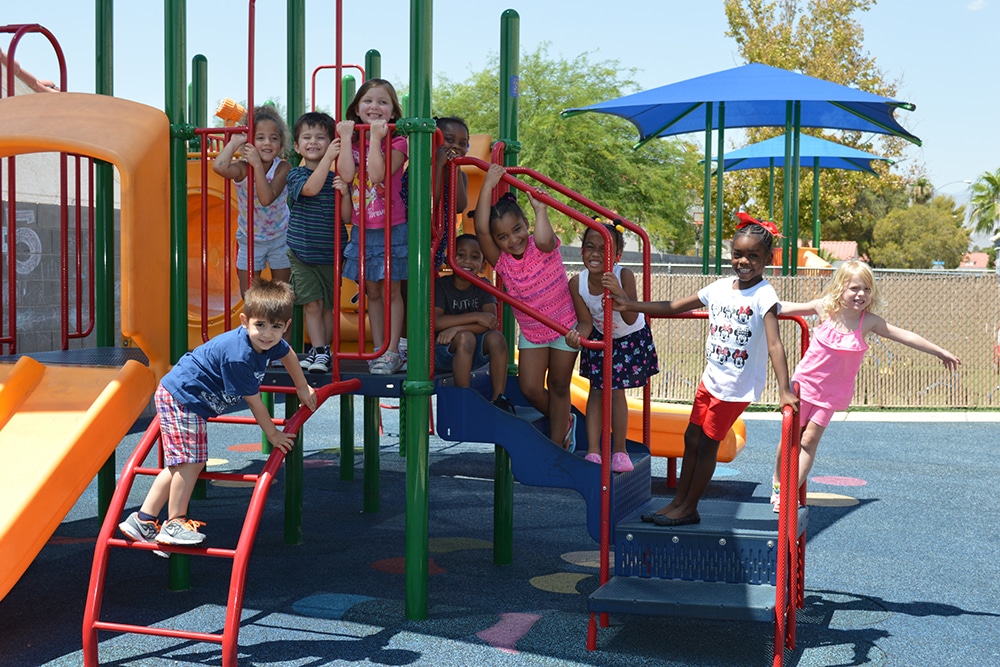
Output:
[285, 166, 347, 264]
[494, 237, 576, 344]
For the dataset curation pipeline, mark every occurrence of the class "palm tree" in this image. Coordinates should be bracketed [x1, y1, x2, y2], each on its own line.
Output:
[968, 168, 1000, 237]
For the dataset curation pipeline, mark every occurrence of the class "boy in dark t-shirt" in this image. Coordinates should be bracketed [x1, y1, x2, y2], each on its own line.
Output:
[435, 234, 513, 413]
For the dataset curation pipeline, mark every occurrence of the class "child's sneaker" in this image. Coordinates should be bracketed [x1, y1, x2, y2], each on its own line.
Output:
[611, 452, 634, 473]
[770, 483, 781, 512]
[308, 348, 331, 373]
[118, 512, 168, 558]
[371, 351, 402, 375]
[299, 348, 316, 370]
[156, 517, 206, 546]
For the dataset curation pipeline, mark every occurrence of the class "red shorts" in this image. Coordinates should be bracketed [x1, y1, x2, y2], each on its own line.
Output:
[689, 382, 749, 442]
[155, 384, 208, 466]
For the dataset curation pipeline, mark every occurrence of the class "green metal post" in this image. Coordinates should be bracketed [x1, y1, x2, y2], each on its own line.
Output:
[713, 102, 725, 275]
[364, 396, 381, 511]
[365, 49, 381, 78]
[284, 0, 307, 542]
[781, 104, 793, 276]
[402, 0, 435, 622]
[284, 407, 304, 545]
[165, 0, 191, 591]
[95, 0, 117, 521]
[768, 160, 776, 222]
[790, 102, 802, 276]
[340, 394, 355, 480]
[701, 103, 712, 276]
[813, 157, 821, 248]
[190, 55, 208, 134]
[493, 8, 521, 565]
[341, 75, 356, 119]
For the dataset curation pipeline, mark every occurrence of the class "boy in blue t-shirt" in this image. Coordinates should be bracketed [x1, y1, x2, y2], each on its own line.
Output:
[435, 234, 513, 413]
[119, 278, 316, 551]
[285, 111, 351, 374]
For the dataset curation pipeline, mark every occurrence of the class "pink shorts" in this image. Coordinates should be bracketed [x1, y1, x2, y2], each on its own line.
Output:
[689, 382, 750, 442]
[155, 384, 208, 466]
[798, 398, 836, 428]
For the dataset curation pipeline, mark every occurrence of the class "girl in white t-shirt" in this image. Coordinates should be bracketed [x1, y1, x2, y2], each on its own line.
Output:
[610, 213, 798, 526]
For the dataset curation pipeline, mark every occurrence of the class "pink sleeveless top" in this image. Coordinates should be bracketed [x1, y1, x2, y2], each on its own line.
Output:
[792, 312, 868, 410]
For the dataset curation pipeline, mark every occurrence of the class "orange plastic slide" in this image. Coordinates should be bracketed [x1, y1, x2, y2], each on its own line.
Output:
[0, 357, 156, 601]
[569, 373, 746, 461]
[0, 92, 171, 378]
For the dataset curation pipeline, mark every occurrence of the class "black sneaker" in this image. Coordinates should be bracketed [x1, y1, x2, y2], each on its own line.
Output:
[492, 394, 516, 415]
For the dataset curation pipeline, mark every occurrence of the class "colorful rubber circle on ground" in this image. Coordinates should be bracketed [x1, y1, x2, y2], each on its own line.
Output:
[529, 572, 590, 594]
[811, 475, 866, 486]
[806, 492, 859, 507]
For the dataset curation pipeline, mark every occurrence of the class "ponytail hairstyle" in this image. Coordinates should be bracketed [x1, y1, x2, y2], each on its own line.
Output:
[488, 192, 528, 234]
[733, 212, 780, 256]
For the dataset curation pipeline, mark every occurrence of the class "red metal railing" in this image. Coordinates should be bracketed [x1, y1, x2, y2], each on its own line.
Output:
[82, 379, 361, 667]
[1, 24, 95, 353]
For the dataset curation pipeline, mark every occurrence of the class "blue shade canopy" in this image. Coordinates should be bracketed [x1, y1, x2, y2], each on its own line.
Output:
[562, 63, 920, 146]
[714, 134, 893, 174]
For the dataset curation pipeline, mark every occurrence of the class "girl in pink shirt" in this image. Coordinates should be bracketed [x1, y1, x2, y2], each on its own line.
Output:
[774, 260, 961, 510]
[474, 163, 579, 450]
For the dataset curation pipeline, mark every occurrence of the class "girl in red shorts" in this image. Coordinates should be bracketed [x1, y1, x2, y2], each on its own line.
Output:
[610, 213, 798, 525]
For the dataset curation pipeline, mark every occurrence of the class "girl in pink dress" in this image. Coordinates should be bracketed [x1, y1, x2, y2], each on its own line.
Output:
[773, 260, 961, 510]
[473, 163, 579, 450]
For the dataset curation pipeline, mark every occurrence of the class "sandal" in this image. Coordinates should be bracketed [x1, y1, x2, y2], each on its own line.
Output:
[562, 413, 577, 452]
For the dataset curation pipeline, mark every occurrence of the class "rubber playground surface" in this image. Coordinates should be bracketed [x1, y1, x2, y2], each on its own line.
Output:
[2, 401, 998, 667]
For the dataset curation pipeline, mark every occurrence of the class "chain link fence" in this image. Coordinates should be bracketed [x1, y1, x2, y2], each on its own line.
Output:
[562, 263, 1000, 410]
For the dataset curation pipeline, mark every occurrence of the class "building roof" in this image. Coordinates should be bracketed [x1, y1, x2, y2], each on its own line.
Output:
[960, 252, 989, 270]
[820, 240, 858, 261]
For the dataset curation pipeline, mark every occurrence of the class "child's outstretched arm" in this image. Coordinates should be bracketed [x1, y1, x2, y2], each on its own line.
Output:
[212, 134, 249, 181]
[779, 298, 822, 318]
[865, 314, 962, 370]
[763, 306, 799, 411]
[335, 121, 356, 183]
[473, 164, 505, 266]
[526, 187, 556, 252]
[606, 280, 702, 317]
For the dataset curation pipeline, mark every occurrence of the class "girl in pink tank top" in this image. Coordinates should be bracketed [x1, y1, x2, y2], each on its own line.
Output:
[772, 260, 961, 511]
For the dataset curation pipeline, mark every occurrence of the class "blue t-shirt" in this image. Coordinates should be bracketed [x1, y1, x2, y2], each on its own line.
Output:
[160, 327, 290, 418]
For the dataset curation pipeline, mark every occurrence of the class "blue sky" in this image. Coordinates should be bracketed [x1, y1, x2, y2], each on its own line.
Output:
[5, 1, 995, 201]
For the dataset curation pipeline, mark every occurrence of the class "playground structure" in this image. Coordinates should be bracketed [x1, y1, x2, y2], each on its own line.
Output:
[1, 4, 807, 667]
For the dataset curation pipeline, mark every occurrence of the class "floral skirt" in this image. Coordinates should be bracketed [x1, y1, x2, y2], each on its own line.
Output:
[579, 322, 659, 390]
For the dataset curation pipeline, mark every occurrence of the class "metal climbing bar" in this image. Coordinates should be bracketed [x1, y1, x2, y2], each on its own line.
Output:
[82, 379, 361, 667]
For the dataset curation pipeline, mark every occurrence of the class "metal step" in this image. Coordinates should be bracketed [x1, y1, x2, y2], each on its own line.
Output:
[588, 576, 777, 622]
[615, 499, 808, 585]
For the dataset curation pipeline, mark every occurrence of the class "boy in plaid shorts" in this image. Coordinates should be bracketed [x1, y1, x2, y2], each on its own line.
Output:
[119, 278, 317, 551]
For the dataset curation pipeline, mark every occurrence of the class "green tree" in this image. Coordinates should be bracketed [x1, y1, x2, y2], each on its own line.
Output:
[968, 168, 1000, 238]
[433, 45, 702, 253]
[868, 196, 969, 269]
[721, 0, 913, 251]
